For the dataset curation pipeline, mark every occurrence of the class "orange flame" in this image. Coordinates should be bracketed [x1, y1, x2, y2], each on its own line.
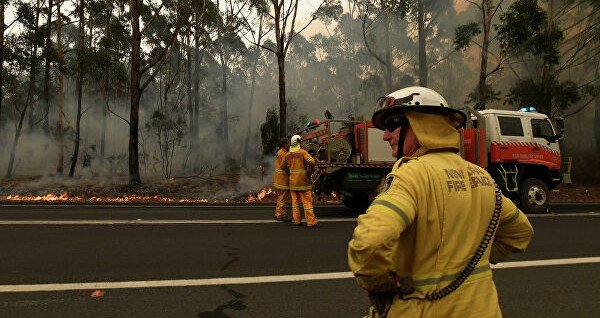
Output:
[5, 188, 277, 204]
[245, 187, 274, 203]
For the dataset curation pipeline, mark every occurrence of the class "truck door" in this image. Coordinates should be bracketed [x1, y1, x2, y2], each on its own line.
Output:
[530, 118, 561, 169]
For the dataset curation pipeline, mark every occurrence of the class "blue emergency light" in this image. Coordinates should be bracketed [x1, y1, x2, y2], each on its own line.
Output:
[519, 106, 537, 112]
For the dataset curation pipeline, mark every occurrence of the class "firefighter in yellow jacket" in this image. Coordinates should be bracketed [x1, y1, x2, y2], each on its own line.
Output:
[282, 135, 318, 227]
[273, 137, 291, 221]
[348, 87, 534, 317]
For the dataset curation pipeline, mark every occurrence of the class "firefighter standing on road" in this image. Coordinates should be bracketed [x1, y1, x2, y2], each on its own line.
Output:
[273, 137, 291, 221]
[282, 135, 318, 227]
[347, 87, 534, 317]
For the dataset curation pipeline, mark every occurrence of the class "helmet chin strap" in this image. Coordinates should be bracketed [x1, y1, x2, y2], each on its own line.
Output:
[396, 117, 409, 160]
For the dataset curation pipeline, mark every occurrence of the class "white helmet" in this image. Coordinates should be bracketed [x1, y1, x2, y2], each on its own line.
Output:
[290, 134, 302, 146]
[372, 86, 467, 130]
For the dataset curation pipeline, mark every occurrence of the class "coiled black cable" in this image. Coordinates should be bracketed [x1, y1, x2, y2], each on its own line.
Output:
[399, 183, 503, 301]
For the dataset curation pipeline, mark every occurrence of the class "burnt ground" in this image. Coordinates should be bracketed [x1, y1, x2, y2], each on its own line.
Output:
[0, 175, 598, 204]
[0, 175, 338, 205]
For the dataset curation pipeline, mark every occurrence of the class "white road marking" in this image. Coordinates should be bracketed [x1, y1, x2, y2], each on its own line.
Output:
[0, 212, 598, 225]
[0, 257, 598, 293]
[526, 212, 599, 217]
[491, 257, 600, 269]
[0, 218, 356, 225]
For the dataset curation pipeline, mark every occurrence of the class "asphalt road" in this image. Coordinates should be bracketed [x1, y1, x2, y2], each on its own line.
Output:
[0, 204, 598, 318]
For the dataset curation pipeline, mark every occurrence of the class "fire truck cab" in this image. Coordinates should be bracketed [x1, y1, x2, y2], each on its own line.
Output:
[465, 107, 563, 213]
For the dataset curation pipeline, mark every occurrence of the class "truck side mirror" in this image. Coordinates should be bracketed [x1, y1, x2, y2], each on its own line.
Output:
[554, 117, 565, 133]
[545, 132, 563, 143]
[553, 132, 563, 143]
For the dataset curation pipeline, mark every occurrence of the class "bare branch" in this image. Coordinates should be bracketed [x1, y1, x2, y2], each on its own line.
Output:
[464, 0, 482, 11]
[563, 95, 598, 118]
[361, 15, 386, 67]
[561, 7, 600, 33]
[106, 104, 130, 124]
[141, 3, 165, 36]
[141, 11, 185, 91]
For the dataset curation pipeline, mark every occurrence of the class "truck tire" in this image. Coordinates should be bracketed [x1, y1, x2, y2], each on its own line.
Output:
[518, 178, 550, 214]
[341, 192, 371, 212]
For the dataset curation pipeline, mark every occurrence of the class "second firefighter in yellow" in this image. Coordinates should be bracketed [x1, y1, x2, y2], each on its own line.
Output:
[273, 138, 291, 221]
[282, 135, 318, 227]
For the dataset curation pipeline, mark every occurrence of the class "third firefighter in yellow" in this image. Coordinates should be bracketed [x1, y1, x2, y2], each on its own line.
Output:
[283, 137, 318, 227]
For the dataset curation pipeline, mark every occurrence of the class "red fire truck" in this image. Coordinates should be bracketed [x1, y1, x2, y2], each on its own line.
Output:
[299, 107, 563, 213]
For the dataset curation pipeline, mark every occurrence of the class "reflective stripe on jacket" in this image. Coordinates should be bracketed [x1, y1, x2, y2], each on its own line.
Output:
[348, 150, 533, 317]
[282, 149, 315, 191]
[273, 148, 289, 190]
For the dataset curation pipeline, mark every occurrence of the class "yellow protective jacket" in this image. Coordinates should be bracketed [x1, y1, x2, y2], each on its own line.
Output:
[282, 148, 315, 191]
[348, 111, 534, 318]
[273, 148, 289, 190]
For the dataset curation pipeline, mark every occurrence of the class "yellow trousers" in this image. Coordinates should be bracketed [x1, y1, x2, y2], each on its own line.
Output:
[290, 190, 317, 226]
[275, 190, 290, 219]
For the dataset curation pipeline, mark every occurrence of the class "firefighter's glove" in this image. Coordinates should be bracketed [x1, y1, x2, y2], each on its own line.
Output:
[281, 164, 290, 175]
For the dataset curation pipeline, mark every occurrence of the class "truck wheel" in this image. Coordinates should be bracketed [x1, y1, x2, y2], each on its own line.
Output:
[519, 178, 549, 214]
[341, 192, 371, 212]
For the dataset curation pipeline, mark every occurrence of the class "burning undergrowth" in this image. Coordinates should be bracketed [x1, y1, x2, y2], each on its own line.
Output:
[0, 174, 339, 204]
[0, 174, 269, 204]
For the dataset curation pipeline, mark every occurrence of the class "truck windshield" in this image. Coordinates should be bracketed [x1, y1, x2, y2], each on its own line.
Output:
[531, 119, 554, 138]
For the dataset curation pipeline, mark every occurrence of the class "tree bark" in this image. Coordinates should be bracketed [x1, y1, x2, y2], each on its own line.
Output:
[219, 49, 229, 159]
[1, 1, 6, 128]
[100, 0, 112, 163]
[186, 33, 194, 170]
[477, 1, 492, 108]
[417, 0, 428, 87]
[43, 0, 53, 131]
[5, 106, 29, 179]
[192, 32, 201, 172]
[277, 54, 286, 139]
[26, 0, 42, 129]
[129, 0, 142, 185]
[383, 12, 392, 92]
[69, 0, 85, 177]
[595, 96, 600, 153]
[128, 0, 183, 184]
[541, 0, 554, 117]
[56, 0, 64, 175]
[6, 0, 41, 179]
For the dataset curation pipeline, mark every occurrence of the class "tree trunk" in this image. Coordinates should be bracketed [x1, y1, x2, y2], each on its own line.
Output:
[5, 106, 28, 179]
[6, 0, 41, 179]
[242, 16, 263, 168]
[56, 0, 64, 175]
[1, 1, 6, 128]
[417, 0, 428, 87]
[192, 32, 201, 172]
[478, 1, 492, 108]
[43, 0, 53, 131]
[383, 12, 392, 92]
[69, 0, 85, 177]
[595, 96, 600, 154]
[129, 0, 142, 185]
[219, 49, 229, 159]
[277, 54, 287, 138]
[100, 0, 112, 163]
[192, 34, 204, 172]
[541, 0, 554, 116]
[186, 33, 193, 170]
[26, 0, 42, 129]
